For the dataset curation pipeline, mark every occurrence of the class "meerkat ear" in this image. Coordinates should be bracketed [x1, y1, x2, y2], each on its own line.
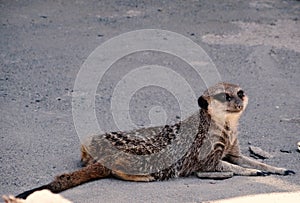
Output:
[198, 96, 208, 110]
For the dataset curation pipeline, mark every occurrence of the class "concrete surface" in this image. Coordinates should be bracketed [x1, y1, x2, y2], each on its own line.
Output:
[207, 191, 300, 203]
[1, 0, 299, 202]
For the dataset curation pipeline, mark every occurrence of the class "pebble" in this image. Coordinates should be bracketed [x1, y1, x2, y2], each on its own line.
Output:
[249, 146, 273, 159]
[280, 149, 292, 153]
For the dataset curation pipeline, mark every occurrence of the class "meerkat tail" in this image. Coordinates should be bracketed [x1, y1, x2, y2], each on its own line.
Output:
[16, 162, 111, 199]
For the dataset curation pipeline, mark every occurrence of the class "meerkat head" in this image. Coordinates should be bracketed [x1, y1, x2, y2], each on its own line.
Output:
[198, 82, 248, 123]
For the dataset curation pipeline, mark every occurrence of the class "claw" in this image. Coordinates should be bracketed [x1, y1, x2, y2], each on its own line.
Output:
[284, 170, 295, 175]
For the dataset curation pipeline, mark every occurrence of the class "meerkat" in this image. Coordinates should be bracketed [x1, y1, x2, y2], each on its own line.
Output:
[14, 82, 294, 199]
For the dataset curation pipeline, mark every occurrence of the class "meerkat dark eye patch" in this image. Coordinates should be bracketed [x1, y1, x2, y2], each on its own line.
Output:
[237, 90, 245, 99]
[213, 93, 232, 102]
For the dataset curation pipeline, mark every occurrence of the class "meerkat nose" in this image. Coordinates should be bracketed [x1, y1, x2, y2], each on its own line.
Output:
[236, 101, 243, 110]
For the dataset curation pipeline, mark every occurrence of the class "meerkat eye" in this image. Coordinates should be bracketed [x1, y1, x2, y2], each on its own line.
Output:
[237, 90, 245, 99]
[226, 94, 232, 101]
[213, 93, 232, 102]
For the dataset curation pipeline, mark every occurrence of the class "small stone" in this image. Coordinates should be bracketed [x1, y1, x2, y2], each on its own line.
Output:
[249, 146, 273, 159]
[280, 149, 292, 153]
[297, 142, 300, 152]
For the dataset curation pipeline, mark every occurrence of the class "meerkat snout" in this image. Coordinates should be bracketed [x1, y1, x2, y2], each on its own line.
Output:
[227, 93, 247, 113]
[235, 102, 243, 111]
[234, 98, 244, 111]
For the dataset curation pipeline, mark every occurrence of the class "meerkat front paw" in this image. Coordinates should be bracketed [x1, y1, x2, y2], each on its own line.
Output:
[265, 168, 295, 176]
[273, 168, 295, 176]
[283, 170, 295, 175]
[256, 171, 271, 176]
[257, 169, 295, 176]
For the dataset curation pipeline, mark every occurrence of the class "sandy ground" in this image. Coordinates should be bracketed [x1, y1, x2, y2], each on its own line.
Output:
[1, 0, 299, 202]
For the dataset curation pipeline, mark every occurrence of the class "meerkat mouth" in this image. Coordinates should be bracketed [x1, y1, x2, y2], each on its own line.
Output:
[226, 109, 243, 113]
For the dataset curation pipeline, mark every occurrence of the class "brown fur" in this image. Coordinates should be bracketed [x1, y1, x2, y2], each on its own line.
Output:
[13, 82, 294, 200]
